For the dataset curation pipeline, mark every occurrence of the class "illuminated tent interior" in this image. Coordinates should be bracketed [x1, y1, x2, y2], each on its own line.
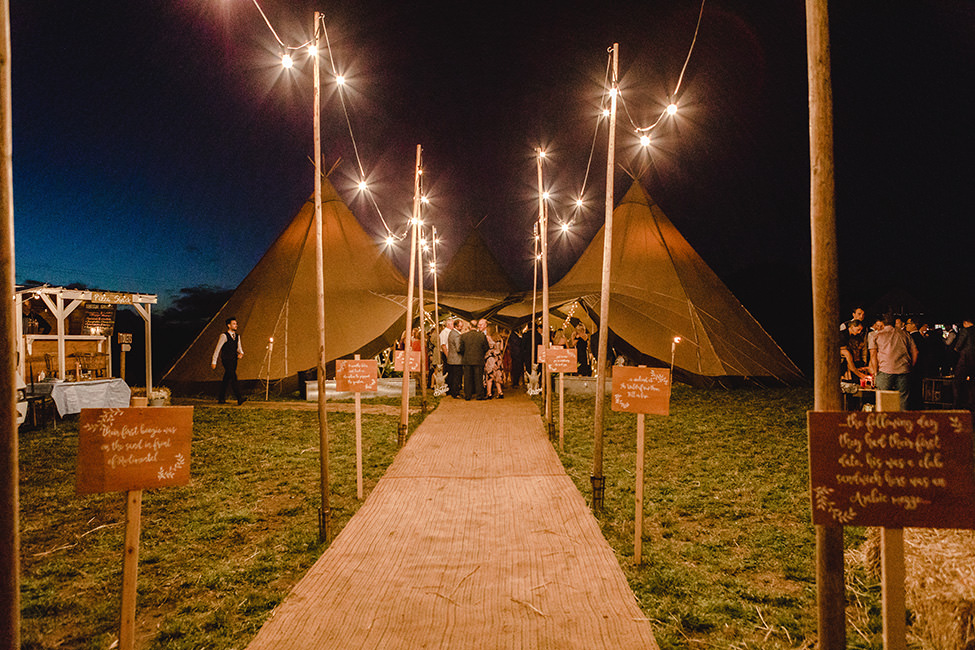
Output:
[497, 181, 804, 386]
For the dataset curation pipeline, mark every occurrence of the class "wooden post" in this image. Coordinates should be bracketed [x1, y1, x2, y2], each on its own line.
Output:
[591, 42, 619, 511]
[875, 389, 906, 650]
[416, 224, 428, 414]
[119, 490, 142, 650]
[400, 145, 422, 447]
[0, 1, 19, 644]
[312, 12, 331, 544]
[634, 413, 645, 564]
[806, 1, 845, 647]
[536, 149, 552, 439]
[558, 372, 565, 452]
[354, 355, 363, 500]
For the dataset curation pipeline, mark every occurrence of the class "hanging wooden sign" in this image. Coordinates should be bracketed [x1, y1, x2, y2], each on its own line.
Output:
[336, 358, 379, 393]
[611, 367, 671, 415]
[808, 410, 975, 529]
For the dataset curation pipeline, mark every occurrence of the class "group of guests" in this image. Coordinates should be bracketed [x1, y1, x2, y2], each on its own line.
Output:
[839, 305, 975, 410]
[439, 319, 505, 400]
[430, 317, 595, 400]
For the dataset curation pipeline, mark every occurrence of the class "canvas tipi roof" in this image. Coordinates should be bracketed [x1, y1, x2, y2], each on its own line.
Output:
[163, 176, 407, 388]
[500, 181, 803, 384]
[435, 228, 521, 318]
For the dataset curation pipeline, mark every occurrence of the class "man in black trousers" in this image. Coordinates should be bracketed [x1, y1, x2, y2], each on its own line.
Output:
[211, 317, 245, 405]
[459, 318, 490, 400]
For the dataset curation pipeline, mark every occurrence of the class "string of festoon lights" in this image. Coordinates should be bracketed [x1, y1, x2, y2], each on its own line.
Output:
[542, 0, 707, 242]
[250, 0, 410, 242]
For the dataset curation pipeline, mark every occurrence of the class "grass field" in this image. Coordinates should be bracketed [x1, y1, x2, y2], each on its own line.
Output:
[18, 387, 888, 649]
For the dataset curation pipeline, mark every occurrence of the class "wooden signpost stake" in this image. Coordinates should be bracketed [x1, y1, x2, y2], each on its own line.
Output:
[76, 406, 193, 650]
[546, 347, 576, 452]
[611, 366, 672, 565]
[336, 356, 378, 500]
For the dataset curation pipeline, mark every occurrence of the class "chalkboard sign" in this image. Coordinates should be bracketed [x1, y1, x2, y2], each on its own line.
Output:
[808, 411, 975, 529]
[77, 407, 193, 495]
[547, 348, 577, 373]
[393, 350, 423, 373]
[83, 303, 116, 335]
[336, 359, 378, 393]
[611, 367, 671, 415]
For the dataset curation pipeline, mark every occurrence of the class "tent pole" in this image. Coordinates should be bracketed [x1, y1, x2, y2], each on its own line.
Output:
[312, 12, 332, 544]
[591, 42, 618, 512]
[431, 226, 442, 369]
[806, 0, 845, 646]
[399, 145, 422, 446]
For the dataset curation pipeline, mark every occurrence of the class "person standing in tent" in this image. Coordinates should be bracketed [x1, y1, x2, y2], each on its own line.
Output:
[574, 323, 592, 376]
[211, 317, 245, 405]
[459, 319, 489, 400]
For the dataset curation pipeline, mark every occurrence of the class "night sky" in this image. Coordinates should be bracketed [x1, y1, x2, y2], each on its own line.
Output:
[10, 1, 975, 369]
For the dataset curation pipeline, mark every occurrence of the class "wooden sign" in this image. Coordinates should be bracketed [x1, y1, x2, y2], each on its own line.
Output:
[393, 350, 423, 373]
[84, 303, 116, 335]
[77, 407, 193, 495]
[808, 411, 975, 529]
[612, 367, 671, 415]
[336, 358, 378, 393]
[118, 332, 133, 345]
[547, 348, 577, 373]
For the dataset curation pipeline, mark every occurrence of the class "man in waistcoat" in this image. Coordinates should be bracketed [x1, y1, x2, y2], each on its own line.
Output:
[459, 318, 490, 400]
[211, 317, 245, 405]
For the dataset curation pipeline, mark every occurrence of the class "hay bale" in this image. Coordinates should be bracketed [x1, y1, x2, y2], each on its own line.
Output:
[849, 528, 975, 650]
[903, 529, 975, 650]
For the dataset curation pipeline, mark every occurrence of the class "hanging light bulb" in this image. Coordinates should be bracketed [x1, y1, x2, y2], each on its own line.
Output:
[336, 75, 346, 86]
[385, 235, 395, 247]
[667, 102, 678, 116]
[561, 223, 570, 233]
[542, 191, 550, 200]
[358, 180, 368, 191]
[640, 134, 651, 147]
[420, 195, 430, 204]
[307, 44, 318, 57]
[575, 198, 584, 208]
[281, 53, 294, 69]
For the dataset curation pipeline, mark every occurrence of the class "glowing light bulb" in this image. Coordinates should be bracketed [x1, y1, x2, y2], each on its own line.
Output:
[385, 235, 395, 246]
[575, 198, 584, 208]
[667, 102, 678, 116]
[536, 254, 542, 261]
[673, 336, 682, 344]
[282, 53, 294, 69]
[421, 195, 430, 204]
[269, 337, 274, 343]
[336, 75, 346, 86]
[602, 108, 610, 118]
[610, 87, 619, 98]
[640, 134, 651, 147]
[358, 180, 368, 191]
[539, 150, 546, 158]
[561, 223, 570, 233]
[307, 45, 317, 57]
[542, 191, 550, 200]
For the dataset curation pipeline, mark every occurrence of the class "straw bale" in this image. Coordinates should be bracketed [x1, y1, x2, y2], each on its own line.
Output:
[850, 528, 975, 650]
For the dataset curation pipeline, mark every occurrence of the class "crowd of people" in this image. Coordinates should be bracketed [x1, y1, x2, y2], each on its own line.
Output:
[403, 317, 595, 401]
[839, 305, 974, 411]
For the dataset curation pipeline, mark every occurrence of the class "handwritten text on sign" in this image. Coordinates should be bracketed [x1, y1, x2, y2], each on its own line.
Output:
[611, 367, 671, 415]
[547, 348, 577, 373]
[808, 411, 975, 528]
[76, 407, 193, 495]
[336, 359, 378, 393]
[393, 350, 423, 373]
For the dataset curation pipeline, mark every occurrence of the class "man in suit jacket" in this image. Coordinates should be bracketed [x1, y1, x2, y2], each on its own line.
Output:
[459, 319, 490, 400]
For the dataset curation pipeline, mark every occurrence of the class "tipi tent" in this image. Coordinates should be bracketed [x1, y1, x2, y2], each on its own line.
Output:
[499, 181, 803, 385]
[163, 176, 407, 392]
[436, 228, 521, 318]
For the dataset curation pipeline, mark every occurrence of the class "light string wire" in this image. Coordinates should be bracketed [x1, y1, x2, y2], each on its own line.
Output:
[570, 0, 706, 217]
[250, 1, 411, 242]
[625, 0, 706, 134]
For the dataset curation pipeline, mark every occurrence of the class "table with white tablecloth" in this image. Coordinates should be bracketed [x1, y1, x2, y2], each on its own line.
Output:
[50, 379, 131, 416]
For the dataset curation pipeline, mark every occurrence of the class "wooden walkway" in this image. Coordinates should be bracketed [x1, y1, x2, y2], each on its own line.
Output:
[246, 391, 659, 650]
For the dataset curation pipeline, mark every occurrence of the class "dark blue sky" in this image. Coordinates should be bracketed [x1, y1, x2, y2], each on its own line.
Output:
[10, 1, 975, 334]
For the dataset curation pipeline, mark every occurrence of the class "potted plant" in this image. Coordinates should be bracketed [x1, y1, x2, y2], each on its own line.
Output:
[148, 386, 171, 406]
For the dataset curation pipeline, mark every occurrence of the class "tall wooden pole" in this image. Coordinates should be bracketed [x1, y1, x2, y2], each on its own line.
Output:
[531, 223, 539, 371]
[399, 145, 422, 446]
[431, 226, 441, 368]
[312, 12, 331, 543]
[0, 1, 19, 645]
[591, 42, 618, 511]
[416, 220, 428, 413]
[537, 149, 552, 438]
[806, 2, 845, 647]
